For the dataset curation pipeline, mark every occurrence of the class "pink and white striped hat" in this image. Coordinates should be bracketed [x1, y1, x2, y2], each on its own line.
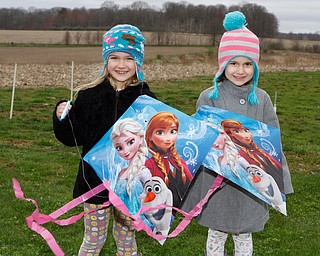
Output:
[209, 11, 260, 105]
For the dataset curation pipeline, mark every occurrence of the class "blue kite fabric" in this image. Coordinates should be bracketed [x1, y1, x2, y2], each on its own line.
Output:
[12, 96, 288, 254]
[194, 105, 287, 215]
[83, 95, 220, 244]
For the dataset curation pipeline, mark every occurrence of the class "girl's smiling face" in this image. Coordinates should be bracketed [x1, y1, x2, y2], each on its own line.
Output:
[225, 56, 254, 86]
[107, 52, 136, 89]
[150, 123, 178, 152]
[113, 131, 142, 160]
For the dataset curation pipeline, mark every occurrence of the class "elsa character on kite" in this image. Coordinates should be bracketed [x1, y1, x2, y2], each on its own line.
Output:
[221, 119, 284, 192]
[144, 111, 193, 208]
[111, 118, 152, 215]
[210, 124, 241, 179]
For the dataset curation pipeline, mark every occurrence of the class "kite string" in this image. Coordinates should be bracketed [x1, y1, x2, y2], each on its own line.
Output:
[67, 114, 108, 199]
[65, 106, 271, 241]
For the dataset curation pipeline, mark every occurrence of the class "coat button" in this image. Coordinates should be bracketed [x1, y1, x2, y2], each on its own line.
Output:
[240, 99, 246, 105]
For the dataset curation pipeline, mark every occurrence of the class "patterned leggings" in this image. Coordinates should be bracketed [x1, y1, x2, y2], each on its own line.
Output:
[78, 203, 138, 256]
[206, 229, 253, 256]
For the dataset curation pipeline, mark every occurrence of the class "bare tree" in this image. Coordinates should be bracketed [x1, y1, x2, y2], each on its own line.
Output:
[3, 2, 317, 40]
[229, 3, 279, 37]
[74, 31, 82, 44]
[101, 1, 119, 11]
[62, 31, 71, 45]
[130, 1, 151, 10]
[84, 31, 91, 45]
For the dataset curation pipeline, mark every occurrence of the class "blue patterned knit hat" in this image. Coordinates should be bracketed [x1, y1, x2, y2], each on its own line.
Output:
[102, 24, 145, 81]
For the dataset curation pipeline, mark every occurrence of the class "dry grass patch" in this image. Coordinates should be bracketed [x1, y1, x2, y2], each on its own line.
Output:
[1, 46, 320, 88]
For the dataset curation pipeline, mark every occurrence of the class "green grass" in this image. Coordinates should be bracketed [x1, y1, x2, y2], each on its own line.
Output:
[0, 72, 319, 255]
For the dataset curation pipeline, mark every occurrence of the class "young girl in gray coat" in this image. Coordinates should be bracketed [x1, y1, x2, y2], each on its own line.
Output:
[182, 11, 293, 256]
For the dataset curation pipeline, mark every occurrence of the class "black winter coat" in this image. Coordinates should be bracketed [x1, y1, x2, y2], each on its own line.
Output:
[53, 79, 156, 204]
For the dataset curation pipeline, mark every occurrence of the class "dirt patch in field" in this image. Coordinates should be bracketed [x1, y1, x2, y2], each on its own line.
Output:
[0, 46, 209, 65]
[1, 46, 320, 88]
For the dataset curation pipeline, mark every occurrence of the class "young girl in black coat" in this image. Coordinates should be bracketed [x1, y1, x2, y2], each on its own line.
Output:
[53, 24, 156, 256]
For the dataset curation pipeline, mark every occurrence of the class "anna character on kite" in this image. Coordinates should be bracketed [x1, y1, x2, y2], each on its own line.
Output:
[53, 24, 156, 256]
[110, 118, 152, 215]
[221, 119, 284, 191]
[144, 111, 193, 208]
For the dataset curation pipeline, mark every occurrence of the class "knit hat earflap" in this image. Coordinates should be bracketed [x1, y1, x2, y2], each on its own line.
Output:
[209, 11, 260, 105]
[102, 24, 145, 81]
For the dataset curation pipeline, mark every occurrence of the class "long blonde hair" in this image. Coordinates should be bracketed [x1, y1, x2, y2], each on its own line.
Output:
[110, 118, 147, 198]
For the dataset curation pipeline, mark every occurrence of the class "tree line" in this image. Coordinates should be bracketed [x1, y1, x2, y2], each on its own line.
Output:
[0, 1, 319, 41]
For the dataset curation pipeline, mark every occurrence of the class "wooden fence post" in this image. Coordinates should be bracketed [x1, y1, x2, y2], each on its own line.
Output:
[9, 63, 17, 119]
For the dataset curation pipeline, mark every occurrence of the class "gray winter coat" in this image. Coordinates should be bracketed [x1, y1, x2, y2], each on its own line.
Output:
[182, 80, 293, 233]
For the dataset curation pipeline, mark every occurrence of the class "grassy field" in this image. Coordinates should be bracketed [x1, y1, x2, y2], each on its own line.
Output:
[0, 71, 319, 255]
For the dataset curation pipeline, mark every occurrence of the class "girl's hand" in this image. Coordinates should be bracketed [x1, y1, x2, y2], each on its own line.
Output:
[56, 101, 72, 119]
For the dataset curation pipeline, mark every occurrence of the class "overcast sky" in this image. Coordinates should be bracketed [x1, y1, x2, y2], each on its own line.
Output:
[1, 0, 319, 34]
